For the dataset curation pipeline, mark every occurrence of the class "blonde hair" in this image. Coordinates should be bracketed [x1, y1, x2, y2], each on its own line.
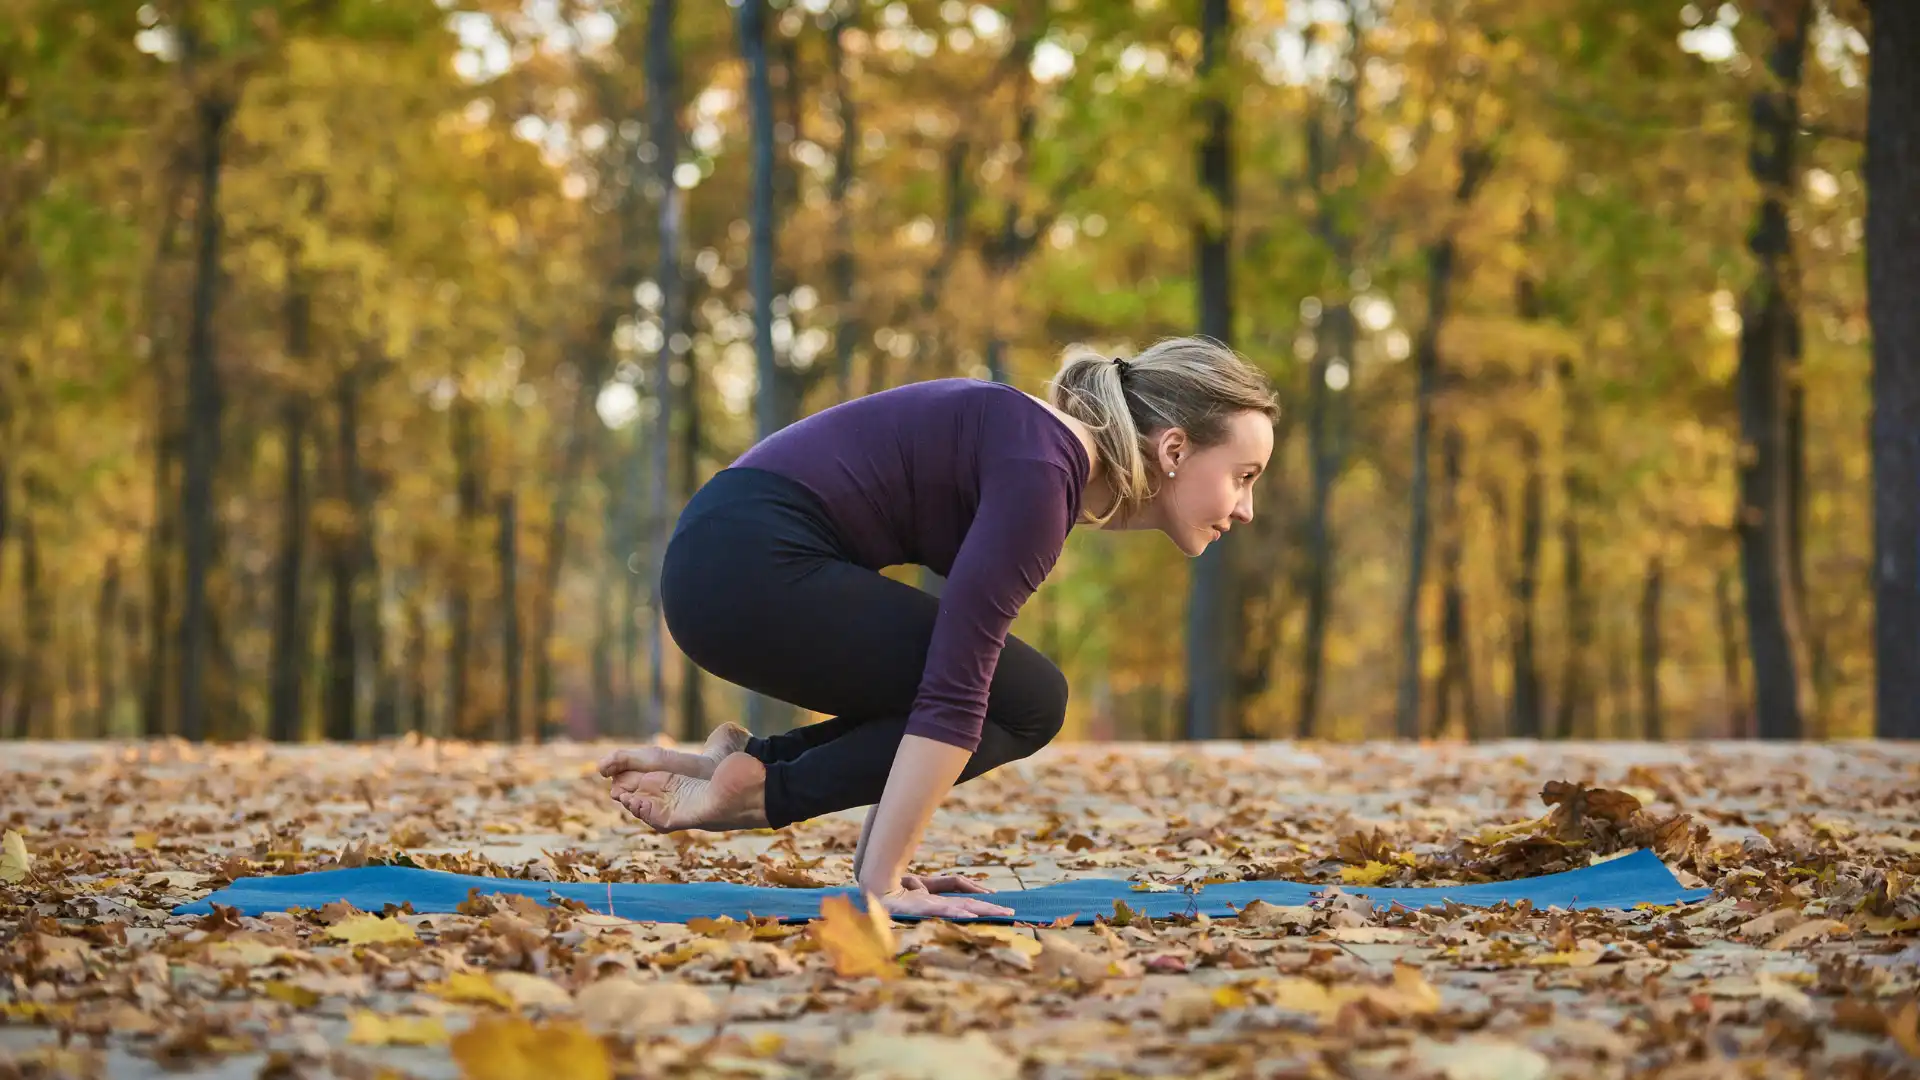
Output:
[1047, 335, 1278, 526]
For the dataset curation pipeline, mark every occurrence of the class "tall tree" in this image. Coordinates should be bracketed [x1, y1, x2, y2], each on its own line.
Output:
[1868, 0, 1920, 739]
[1736, 0, 1813, 739]
[737, 0, 791, 736]
[1185, 0, 1236, 742]
[647, 0, 684, 741]
[175, 24, 236, 743]
[1396, 143, 1493, 740]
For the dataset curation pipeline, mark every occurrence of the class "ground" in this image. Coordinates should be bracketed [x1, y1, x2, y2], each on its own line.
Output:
[2, 737, 1918, 1080]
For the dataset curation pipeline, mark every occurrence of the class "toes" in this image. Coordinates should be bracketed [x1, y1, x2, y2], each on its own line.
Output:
[599, 750, 646, 777]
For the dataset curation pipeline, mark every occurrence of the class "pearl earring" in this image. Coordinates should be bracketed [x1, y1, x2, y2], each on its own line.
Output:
[1167, 470, 1176, 477]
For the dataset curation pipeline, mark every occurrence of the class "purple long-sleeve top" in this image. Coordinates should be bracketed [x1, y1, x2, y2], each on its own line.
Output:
[730, 378, 1091, 752]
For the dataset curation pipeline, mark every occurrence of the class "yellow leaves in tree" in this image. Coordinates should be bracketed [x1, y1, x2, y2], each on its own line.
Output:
[1, 830, 31, 884]
[326, 914, 419, 946]
[810, 894, 901, 981]
[450, 1016, 612, 1080]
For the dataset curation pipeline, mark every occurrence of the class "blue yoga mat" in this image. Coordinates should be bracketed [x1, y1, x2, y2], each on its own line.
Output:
[174, 848, 1708, 925]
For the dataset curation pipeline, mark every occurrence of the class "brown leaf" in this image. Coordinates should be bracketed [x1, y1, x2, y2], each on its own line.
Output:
[761, 865, 828, 889]
[1764, 918, 1850, 950]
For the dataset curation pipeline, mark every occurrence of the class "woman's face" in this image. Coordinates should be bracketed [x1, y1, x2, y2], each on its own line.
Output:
[1139, 410, 1274, 557]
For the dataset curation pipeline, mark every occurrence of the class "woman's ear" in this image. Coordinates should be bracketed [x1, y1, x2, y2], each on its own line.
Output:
[1155, 429, 1189, 474]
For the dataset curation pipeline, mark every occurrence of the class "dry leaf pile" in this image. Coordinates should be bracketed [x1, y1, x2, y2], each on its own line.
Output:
[2, 737, 1917, 1079]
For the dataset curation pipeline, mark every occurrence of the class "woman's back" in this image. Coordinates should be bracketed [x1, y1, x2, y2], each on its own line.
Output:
[730, 378, 1091, 575]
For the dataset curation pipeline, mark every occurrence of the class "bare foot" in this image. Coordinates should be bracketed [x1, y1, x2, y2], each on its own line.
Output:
[617, 752, 769, 832]
[599, 723, 751, 797]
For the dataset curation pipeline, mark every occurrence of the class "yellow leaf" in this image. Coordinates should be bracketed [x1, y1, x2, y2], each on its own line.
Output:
[1861, 915, 1920, 935]
[204, 939, 303, 966]
[132, 832, 158, 851]
[347, 1011, 450, 1046]
[327, 914, 420, 946]
[1339, 861, 1398, 886]
[425, 971, 515, 1010]
[1528, 947, 1604, 967]
[1211, 985, 1250, 1008]
[810, 894, 900, 980]
[264, 982, 321, 1008]
[1, 830, 31, 884]
[451, 1016, 612, 1080]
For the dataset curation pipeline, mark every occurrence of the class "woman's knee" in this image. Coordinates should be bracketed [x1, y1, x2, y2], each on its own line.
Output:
[992, 644, 1068, 752]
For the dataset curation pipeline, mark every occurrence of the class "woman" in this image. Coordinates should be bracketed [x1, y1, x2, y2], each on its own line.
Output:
[597, 336, 1277, 918]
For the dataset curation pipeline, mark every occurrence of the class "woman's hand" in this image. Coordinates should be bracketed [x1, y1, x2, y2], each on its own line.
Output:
[861, 876, 1016, 919]
[897, 872, 994, 895]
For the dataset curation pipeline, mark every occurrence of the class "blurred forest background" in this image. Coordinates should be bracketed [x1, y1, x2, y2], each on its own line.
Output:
[1, 0, 1914, 747]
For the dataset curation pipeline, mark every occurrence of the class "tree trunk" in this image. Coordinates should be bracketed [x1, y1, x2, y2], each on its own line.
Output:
[403, 592, 428, 736]
[1185, 0, 1235, 743]
[1639, 553, 1664, 740]
[1869, 0, 1920, 740]
[1735, 0, 1811, 740]
[176, 93, 233, 743]
[1295, 301, 1349, 739]
[269, 394, 309, 742]
[828, 6, 860, 400]
[1436, 426, 1478, 738]
[649, 0, 684, 740]
[323, 530, 357, 742]
[1398, 148, 1491, 740]
[739, 0, 793, 736]
[497, 492, 521, 742]
[1555, 358, 1594, 740]
[94, 557, 122, 736]
[677, 340, 706, 736]
[1509, 253, 1548, 738]
[448, 397, 481, 739]
[8, 495, 44, 738]
[1715, 565, 1749, 737]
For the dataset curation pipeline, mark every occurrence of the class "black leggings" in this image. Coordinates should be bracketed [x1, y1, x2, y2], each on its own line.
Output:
[659, 467, 1069, 829]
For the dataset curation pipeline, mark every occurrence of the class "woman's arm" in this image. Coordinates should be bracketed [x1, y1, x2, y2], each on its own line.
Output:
[853, 735, 970, 894]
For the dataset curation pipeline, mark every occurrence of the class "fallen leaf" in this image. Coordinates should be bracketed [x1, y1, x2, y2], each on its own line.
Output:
[450, 1015, 612, 1080]
[576, 976, 716, 1033]
[347, 1011, 450, 1046]
[1418, 1036, 1552, 1080]
[203, 939, 303, 967]
[1765, 918, 1850, 951]
[426, 971, 516, 1010]
[1032, 932, 1115, 985]
[832, 1031, 1017, 1080]
[143, 870, 207, 891]
[811, 894, 900, 980]
[132, 832, 158, 850]
[1236, 899, 1315, 929]
[1, 830, 31, 883]
[326, 913, 420, 946]
[1326, 926, 1414, 944]
[1339, 861, 1398, 886]
[263, 981, 320, 1009]
[1890, 1000, 1919, 1059]
[760, 866, 828, 889]
[492, 972, 573, 1011]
